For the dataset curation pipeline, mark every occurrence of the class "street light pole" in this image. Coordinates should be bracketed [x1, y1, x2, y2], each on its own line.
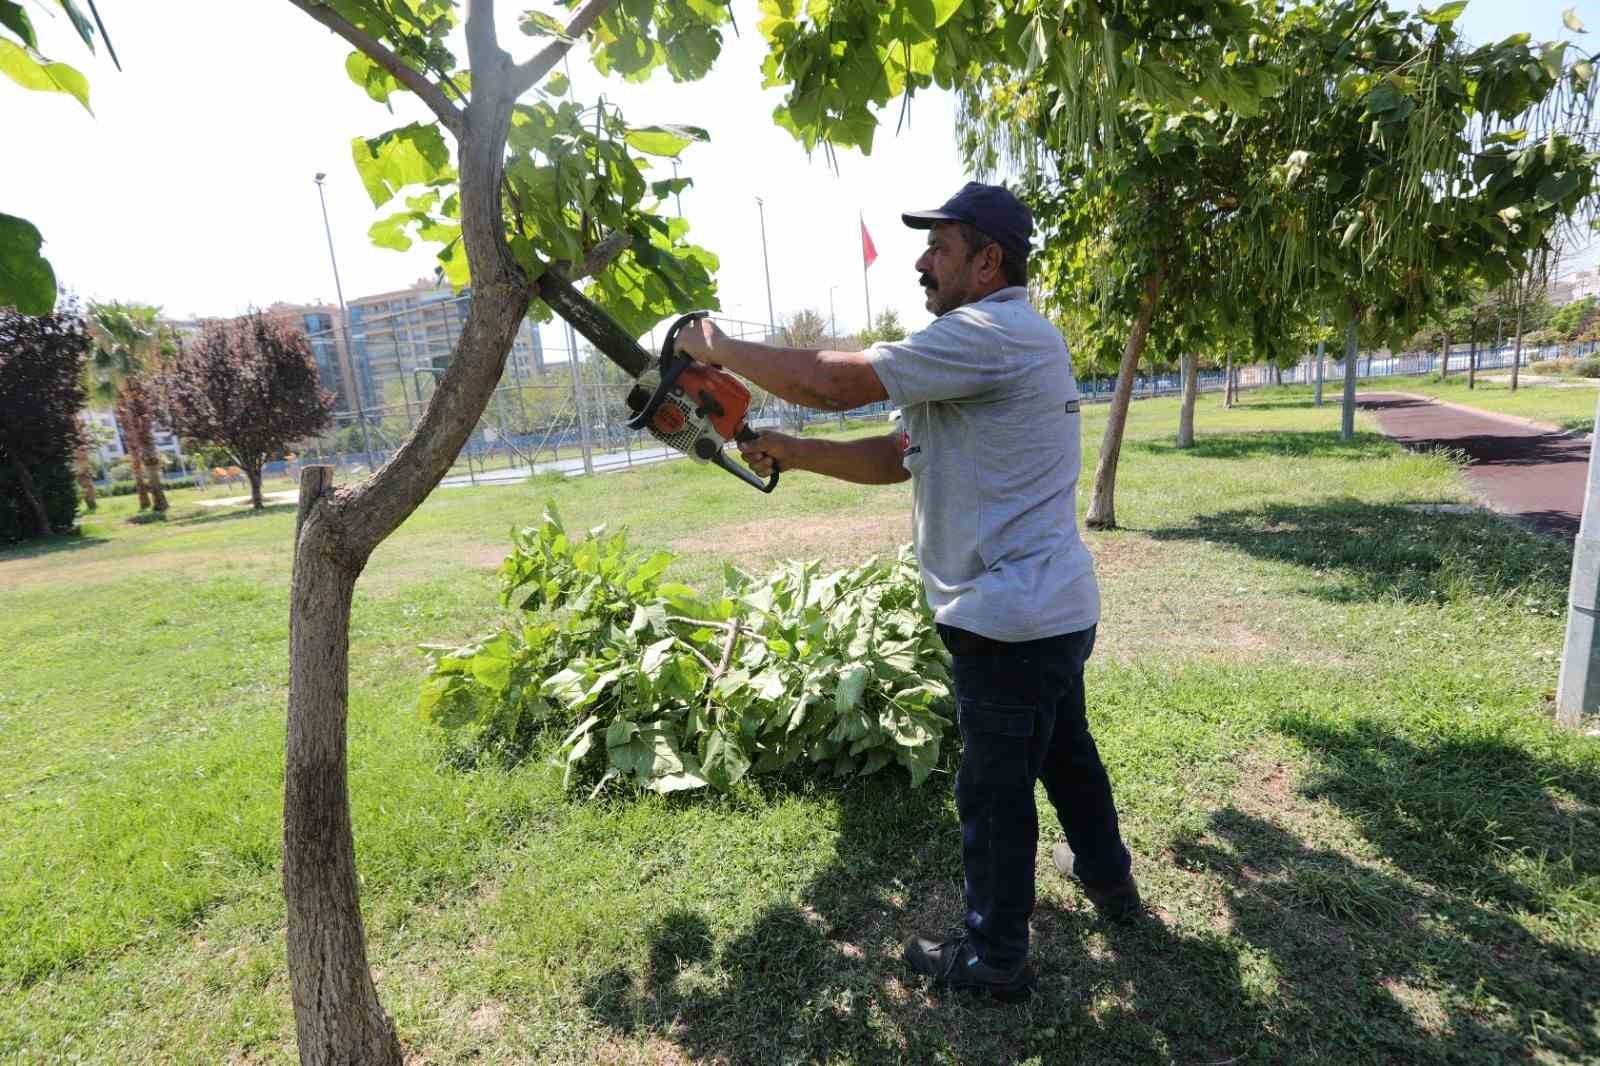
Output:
[828, 285, 839, 347]
[314, 172, 374, 467]
[756, 196, 777, 341]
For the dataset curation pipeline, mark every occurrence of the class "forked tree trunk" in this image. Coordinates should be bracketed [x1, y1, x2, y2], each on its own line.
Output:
[275, 5, 624, 1054]
[1341, 318, 1359, 441]
[1086, 267, 1166, 530]
[73, 436, 97, 512]
[1177, 351, 1199, 448]
[6, 450, 52, 536]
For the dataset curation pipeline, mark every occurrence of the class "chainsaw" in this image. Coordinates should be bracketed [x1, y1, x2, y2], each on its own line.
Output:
[621, 311, 778, 493]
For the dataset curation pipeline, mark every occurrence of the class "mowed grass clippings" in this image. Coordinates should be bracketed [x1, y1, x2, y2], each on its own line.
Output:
[2, 388, 1596, 1064]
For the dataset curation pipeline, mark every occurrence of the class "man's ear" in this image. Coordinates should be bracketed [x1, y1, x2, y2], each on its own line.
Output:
[982, 243, 1005, 283]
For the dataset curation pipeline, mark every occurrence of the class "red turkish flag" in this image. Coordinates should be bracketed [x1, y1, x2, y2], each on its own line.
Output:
[860, 217, 878, 270]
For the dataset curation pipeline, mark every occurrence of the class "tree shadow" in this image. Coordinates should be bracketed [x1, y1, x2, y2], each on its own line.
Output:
[1134, 430, 1392, 461]
[1177, 754, 1599, 1062]
[0, 529, 108, 560]
[1148, 498, 1570, 608]
[167, 502, 298, 527]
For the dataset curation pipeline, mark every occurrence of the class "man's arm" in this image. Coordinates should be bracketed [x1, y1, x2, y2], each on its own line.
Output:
[677, 320, 887, 412]
[738, 430, 908, 486]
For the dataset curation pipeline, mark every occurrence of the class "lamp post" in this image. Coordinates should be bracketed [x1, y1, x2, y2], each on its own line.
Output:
[756, 196, 777, 341]
[314, 172, 374, 467]
[828, 284, 839, 348]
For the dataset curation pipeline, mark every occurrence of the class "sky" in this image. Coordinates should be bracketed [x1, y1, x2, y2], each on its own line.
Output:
[5, 0, 1597, 355]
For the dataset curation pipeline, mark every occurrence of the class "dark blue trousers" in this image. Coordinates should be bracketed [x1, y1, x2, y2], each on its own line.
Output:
[938, 623, 1130, 970]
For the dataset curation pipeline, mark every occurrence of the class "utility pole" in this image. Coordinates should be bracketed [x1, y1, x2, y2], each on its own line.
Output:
[314, 173, 374, 466]
[1557, 390, 1600, 729]
[828, 285, 839, 347]
[565, 319, 594, 476]
[756, 197, 777, 341]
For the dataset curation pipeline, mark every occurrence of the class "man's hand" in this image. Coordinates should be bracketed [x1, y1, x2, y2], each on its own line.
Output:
[674, 316, 730, 364]
[736, 431, 801, 478]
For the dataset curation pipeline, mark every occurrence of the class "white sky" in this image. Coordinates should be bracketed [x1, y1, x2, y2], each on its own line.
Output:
[5, 0, 1596, 354]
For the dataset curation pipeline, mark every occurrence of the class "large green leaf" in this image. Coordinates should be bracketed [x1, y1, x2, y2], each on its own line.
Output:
[0, 38, 90, 110]
[623, 123, 709, 157]
[701, 729, 750, 790]
[1419, 2, 1468, 26]
[350, 123, 452, 208]
[0, 212, 56, 316]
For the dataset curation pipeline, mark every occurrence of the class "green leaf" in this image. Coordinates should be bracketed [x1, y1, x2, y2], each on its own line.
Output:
[1563, 7, 1586, 33]
[1419, 2, 1468, 26]
[0, 39, 89, 110]
[624, 124, 710, 157]
[0, 212, 55, 316]
[931, 0, 962, 29]
[701, 729, 751, 791]
[350, 123, 451, 208]
[519, 9, 572, 38]
[545, 71, 570, 96]
[0, 1, 36, 49]
[55, 0, 96, 49]
[346, 50, 402, 105]
[835, 664, 869, 714]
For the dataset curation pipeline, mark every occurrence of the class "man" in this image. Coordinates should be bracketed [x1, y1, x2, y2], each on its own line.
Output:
[675, 182, 1138, 1003]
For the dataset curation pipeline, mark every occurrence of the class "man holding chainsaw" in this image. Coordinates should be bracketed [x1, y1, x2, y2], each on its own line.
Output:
[676, 182, 1137, 1002]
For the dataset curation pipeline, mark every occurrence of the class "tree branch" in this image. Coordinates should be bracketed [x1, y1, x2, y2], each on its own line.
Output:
[465, 0, 502, 76]
[510, 0, 613, 98]
[285, 0, 464, 136]
[549, 231, 632, 282]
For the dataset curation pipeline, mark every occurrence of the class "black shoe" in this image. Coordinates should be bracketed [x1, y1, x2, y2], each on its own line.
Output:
[1052, 843, 1142, 923]
[901, 932, 1035, 1003]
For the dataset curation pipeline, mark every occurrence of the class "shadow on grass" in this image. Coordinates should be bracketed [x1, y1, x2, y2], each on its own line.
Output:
[577, 746, 1600, 1063]
[168, 502, 297, 527]
[1134, 430, 1391, 461]
[0, 529, 108, 561]
[1149, 498, 1570, 609]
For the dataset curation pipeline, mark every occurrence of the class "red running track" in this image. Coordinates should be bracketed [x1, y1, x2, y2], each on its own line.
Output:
[1355, 392, 1595, 539]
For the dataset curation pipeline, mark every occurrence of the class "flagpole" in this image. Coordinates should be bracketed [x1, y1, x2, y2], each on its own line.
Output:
[860, 212, 873, 333]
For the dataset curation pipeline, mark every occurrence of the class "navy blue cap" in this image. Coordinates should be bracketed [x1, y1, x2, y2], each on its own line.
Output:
[902, 182, 1032, 261]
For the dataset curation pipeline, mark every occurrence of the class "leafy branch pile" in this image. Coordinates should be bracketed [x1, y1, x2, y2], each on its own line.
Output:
[419, 504, 955, 796]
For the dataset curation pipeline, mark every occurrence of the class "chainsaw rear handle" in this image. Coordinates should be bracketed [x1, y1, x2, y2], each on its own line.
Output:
[733, 426, 780, 494]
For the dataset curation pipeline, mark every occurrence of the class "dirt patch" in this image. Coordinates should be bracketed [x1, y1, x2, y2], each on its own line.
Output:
[1381, 977, 1450, 1036]
[1, 547, 281, 592]
[670, 513, 908, 569]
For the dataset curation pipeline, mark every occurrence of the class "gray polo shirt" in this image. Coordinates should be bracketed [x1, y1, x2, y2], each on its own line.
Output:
[865, 286, 1099, 643]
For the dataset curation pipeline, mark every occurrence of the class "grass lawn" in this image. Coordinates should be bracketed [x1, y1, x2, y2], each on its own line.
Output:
[1357, 372, 1600, 435]
[3, 388, 1596, 1064]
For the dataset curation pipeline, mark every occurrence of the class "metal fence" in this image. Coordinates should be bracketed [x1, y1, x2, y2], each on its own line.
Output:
[254, 317, 1600, 489]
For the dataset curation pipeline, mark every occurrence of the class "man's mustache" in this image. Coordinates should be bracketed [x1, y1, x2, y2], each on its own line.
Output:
[920, 273, 936, 290]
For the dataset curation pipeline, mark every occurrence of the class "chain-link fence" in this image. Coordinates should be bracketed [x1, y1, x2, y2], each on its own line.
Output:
[264, 291, 1600, 488]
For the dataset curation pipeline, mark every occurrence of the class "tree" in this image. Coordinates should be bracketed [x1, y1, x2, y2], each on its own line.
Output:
[87, 302, 172, 512]
[857, 308, 905, 345]
[0, 304, 87, 538]
[162, 313, 334, 509]
[1551, 295, 1599, 342]
[1, 2, 115, 315]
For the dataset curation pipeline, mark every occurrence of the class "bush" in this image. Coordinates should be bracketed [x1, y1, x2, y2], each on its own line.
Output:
[1530, 357, 1576, 375]
[102, 476, 199, 497]
[1577, 357, 1600, 379]
[419, 504, 955, 795]
[0, 455, 78, 542]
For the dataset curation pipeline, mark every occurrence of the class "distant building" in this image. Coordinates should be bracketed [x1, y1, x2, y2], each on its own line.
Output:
[81, 408, 183, 468]
[1568, 268, 1600, 303]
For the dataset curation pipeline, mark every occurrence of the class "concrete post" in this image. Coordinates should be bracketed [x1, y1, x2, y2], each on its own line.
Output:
[1555, 391, 1600, 729]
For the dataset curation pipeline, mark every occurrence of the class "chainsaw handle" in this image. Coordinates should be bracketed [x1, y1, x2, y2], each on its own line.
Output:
[712, 447, 779, 494]
[733, 425, 780, 493]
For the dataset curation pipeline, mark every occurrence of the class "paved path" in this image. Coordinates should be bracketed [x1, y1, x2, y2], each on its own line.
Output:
[1356, 392, 1591, 537]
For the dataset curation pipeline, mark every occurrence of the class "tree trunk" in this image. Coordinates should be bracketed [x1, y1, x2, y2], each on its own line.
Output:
[1313, 329, 1327, 407]
[1224, 352, 1234, 408]
[1177, 351, 1199, 448]
[1086, 267, 1166, 530]
[1272, 363, 1283, 387]
[247, 464, 265, 510]
[1341, 318, 1359, 441]
[6, 449, 53, 537]
[285, 467, 403, 1065]
[1468, 316, 1479, 390]
[117, 391, 151, 510]
[1511, 297, 1525, 394]
[1440, 331, 1450, 378]
[74, 435, 97, 512]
